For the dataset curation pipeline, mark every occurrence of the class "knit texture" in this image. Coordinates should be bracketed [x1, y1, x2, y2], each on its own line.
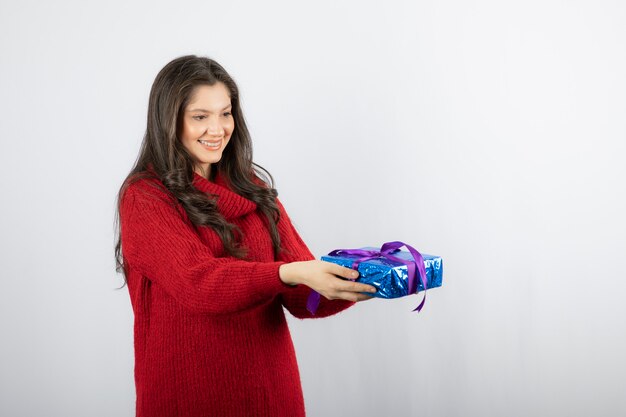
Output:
[119, 169, 355, 417]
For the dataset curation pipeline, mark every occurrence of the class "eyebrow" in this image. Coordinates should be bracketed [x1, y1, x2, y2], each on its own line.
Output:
[187, 104, 232, 113]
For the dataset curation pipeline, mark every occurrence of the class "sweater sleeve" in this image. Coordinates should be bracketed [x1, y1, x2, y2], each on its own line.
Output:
[275, 198, 356, 319]
[120, 182, 291, 315]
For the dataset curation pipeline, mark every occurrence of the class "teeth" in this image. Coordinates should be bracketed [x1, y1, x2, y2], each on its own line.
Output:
[199, 140, 220, 147]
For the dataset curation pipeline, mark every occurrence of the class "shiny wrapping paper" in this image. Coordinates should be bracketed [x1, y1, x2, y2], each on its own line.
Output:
[321, 247, 443, 299]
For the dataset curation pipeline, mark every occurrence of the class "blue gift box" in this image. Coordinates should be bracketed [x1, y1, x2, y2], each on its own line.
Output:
[321, 247, 443, 299]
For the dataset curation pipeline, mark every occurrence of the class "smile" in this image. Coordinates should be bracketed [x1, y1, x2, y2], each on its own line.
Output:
[198, 139, 221, 149]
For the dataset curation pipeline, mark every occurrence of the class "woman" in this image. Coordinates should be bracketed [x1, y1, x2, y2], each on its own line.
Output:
[114, 55, 376, 417]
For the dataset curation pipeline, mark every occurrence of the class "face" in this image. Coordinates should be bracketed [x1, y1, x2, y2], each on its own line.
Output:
[179, 82, 235, 177]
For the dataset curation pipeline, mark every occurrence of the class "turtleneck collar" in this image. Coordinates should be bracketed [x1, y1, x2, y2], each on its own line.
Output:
[191, 170, 258, 220]
[144, 163, 257, 220]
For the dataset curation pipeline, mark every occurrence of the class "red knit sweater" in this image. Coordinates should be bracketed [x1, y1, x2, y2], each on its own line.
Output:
[119, 169, 355, 417]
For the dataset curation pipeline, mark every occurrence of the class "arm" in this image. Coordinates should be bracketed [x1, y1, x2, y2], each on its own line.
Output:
[275, 198, 357, 319]
[120, 182, 291, 315]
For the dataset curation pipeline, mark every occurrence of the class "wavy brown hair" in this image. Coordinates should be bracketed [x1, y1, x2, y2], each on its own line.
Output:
[114, 55, 282, 287]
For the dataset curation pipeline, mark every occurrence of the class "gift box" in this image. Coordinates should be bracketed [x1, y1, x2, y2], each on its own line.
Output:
[306, 241, 443, 315]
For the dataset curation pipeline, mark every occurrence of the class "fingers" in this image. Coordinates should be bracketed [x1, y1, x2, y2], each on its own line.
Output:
[328, 262, 360, 280]
[323, 263, 377, 294]
[320, 280, 377, 300]
[334, 292, 376, 302]
[316, 261, 378, 302]
[355, 293, 376, 302]
[340, 280, 377, 295]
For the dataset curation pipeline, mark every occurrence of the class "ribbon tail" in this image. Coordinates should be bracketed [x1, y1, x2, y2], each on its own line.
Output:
[412, 291, 427, 313]
[306, 290, 321, 315]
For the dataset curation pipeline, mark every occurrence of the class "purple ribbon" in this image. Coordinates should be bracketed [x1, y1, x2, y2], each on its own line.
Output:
[306, 241, 428, 315]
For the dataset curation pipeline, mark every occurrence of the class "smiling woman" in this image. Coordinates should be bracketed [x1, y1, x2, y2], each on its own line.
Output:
[113, 55, 376, 417]
[180, 83, 235, 178]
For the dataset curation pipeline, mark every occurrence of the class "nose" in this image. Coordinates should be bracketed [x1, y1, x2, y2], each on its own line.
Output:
[204, 116, 224, 136]
[206, 124, 224, 137]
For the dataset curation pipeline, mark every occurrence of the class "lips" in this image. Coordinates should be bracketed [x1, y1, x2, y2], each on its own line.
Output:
[198, 139, 221, 148]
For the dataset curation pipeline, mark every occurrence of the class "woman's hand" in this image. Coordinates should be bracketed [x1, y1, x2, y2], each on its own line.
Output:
[279, 260, 377, 302]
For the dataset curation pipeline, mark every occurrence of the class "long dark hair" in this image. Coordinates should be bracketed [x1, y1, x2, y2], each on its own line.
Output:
[114, 55, 282, 287]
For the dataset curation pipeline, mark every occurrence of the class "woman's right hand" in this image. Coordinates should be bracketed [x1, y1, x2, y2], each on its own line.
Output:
[279, 260, 377, 302]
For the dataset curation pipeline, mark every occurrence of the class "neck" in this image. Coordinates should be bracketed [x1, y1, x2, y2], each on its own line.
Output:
[194, 165, 212, 181]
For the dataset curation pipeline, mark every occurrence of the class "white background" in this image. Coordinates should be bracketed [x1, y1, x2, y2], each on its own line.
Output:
[1, 1, 625, 416]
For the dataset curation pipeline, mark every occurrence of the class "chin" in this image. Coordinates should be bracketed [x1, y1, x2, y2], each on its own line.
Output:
[204, 155, 224, 165]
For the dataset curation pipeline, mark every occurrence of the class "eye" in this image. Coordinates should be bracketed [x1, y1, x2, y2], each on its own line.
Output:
[223, 112, 232, 117]
[192, 115, 206, 120]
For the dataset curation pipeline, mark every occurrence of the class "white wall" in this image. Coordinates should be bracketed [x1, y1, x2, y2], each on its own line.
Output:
[1, 1, 625, 416]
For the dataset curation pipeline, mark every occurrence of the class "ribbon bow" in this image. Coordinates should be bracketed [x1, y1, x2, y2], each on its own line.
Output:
[306, 241, 428, 315]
